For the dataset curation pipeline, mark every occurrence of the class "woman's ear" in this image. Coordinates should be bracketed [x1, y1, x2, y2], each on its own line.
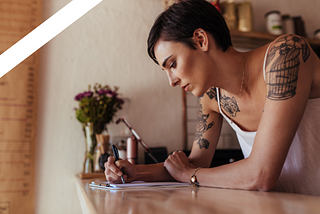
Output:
[193, 28, 209, 51]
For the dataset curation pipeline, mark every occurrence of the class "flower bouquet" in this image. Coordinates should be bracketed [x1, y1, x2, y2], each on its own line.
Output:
[75, 83, 124, 173]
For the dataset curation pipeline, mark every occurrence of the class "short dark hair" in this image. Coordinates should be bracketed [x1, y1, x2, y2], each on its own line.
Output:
[147, 0, 232, 64]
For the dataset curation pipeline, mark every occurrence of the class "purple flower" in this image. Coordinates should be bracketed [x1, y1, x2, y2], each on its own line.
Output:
[75, 93, 83, 101]
[97, 89, 108, 96]
[106, 90, 118, 97]
[75, 91, 93, 101]
[83, 91, 93, 97]
[97, 89, 118, 98]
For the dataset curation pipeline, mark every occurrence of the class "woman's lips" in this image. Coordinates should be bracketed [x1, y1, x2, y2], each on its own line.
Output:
[183, 84, 189, 92]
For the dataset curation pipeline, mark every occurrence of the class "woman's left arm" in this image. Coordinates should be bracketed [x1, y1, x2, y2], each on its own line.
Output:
[243, 35, 315, 190]
[164, 35, 318, 191]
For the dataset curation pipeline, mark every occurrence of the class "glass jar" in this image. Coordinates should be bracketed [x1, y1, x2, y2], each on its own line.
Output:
[265, 11, 283, 35]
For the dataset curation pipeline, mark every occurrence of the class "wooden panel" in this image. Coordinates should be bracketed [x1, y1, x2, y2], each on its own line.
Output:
[0, 0, 41, 213]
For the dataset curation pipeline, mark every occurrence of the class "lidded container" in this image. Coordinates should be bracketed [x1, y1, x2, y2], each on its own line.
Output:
[238, 1, 253, 32]
[221, 0, 237, 30]
[265, 11, 283, 35]
[282, 14, 295, 34]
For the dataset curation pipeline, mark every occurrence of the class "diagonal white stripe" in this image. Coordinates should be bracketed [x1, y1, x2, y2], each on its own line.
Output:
[0, 0, 103, 78]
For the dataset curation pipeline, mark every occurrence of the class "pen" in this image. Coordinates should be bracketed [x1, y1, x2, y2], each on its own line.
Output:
[111, 145, 125, 184]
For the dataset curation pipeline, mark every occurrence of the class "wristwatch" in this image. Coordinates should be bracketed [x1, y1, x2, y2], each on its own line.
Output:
[190, 167, 201, 186]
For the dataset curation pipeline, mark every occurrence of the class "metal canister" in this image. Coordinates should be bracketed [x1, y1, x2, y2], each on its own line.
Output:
[265, 11, 283, 35]
[221, 0, 237, 30]
[237, 1, 253, 32]
[282, 14, 295, 34]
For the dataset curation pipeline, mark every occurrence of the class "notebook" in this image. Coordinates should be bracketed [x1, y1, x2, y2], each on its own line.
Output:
[89, 181, 191, 190]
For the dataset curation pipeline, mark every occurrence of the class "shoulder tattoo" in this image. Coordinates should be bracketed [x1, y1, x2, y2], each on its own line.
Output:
[220, 95, 240, 118]
[266, 35, 310, 100]
[205, 86, 240, 118]
[194, 97, 214, 149]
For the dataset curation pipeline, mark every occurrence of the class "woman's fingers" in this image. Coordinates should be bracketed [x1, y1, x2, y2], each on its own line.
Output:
[104, 156, 123, 182]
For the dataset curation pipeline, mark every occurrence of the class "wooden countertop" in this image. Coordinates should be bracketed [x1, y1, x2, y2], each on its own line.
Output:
[76, 178, 320, 214]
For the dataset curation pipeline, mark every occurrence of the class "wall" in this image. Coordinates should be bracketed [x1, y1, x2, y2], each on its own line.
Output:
[35, 0, 320, 213]
[35, 0, 182, 213]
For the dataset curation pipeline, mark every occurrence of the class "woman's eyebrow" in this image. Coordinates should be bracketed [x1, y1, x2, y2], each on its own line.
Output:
[162, 55, 172, 68]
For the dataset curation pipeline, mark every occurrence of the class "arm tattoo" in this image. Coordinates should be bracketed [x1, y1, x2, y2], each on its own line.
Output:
[266, 35, 310, 100]
[194, 97, 214, 149]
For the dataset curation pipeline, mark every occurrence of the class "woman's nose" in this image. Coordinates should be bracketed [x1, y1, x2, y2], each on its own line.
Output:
[169, 77, 180, 87]
[167, 72, 180, 87]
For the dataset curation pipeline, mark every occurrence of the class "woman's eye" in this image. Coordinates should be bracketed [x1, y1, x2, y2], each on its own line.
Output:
[170, 62, 176, 69]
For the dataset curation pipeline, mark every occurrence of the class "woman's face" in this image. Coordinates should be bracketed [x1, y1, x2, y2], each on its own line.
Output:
[154, 39, 214, 97]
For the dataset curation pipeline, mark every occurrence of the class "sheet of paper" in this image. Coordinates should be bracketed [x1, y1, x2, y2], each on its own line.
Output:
[90, 181, 191, 190]
[0, 0, 41, 213]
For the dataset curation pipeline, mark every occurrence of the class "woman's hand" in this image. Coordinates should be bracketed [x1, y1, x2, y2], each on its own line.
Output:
[104, 156, 137, 183]
[163, 151, 193, 183]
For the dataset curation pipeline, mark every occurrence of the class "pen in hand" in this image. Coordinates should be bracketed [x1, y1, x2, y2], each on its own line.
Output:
[111, 145, 125, 184]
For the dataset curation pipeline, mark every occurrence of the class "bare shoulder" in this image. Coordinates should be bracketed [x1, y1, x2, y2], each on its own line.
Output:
[267, 34, 311, 66]
[197, 87, 220, 114]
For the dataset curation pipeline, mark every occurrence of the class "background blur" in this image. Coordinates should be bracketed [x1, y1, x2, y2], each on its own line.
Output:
[35, 0, 320, 213]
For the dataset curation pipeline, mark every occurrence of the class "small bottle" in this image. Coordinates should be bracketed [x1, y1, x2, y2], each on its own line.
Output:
[127, 136, 138, 165]
[117, 140, 127, 160]
[265, 11, 283, 35]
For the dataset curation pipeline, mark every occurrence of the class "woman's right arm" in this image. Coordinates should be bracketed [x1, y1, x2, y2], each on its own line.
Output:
[105, 87, 223, 183]
[105, 155, 174, 183]
[188, 89, 223, 168]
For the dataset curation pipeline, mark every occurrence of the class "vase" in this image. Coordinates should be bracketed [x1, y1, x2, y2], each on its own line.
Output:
[83, 122, 96, 173]
[94, 133, 110, 172]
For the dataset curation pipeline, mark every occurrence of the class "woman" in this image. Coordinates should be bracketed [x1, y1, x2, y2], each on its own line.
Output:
[105, 0, 320, 196]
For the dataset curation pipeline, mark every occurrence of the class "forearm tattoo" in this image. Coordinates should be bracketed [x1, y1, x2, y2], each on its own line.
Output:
[194, 96, 214, 149]
[266, 35, 310, 100]
[206, 87, 240, 118]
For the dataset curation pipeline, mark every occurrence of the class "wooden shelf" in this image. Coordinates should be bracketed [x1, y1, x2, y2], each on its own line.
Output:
[78, 172, 105, 179]
[230, 29, 320, 49]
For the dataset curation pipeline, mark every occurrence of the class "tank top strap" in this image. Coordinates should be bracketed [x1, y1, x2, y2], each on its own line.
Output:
[215, 87, 223, 115]
[263, 43, 273, 82]
[215, 87, 232, 123]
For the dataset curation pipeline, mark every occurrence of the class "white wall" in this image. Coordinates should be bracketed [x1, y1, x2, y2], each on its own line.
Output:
[35, 0, 182, 213]
[35, 0, 320, 213]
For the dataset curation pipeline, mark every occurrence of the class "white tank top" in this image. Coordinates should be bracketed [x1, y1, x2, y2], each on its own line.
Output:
[216, 46, 320, 196]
